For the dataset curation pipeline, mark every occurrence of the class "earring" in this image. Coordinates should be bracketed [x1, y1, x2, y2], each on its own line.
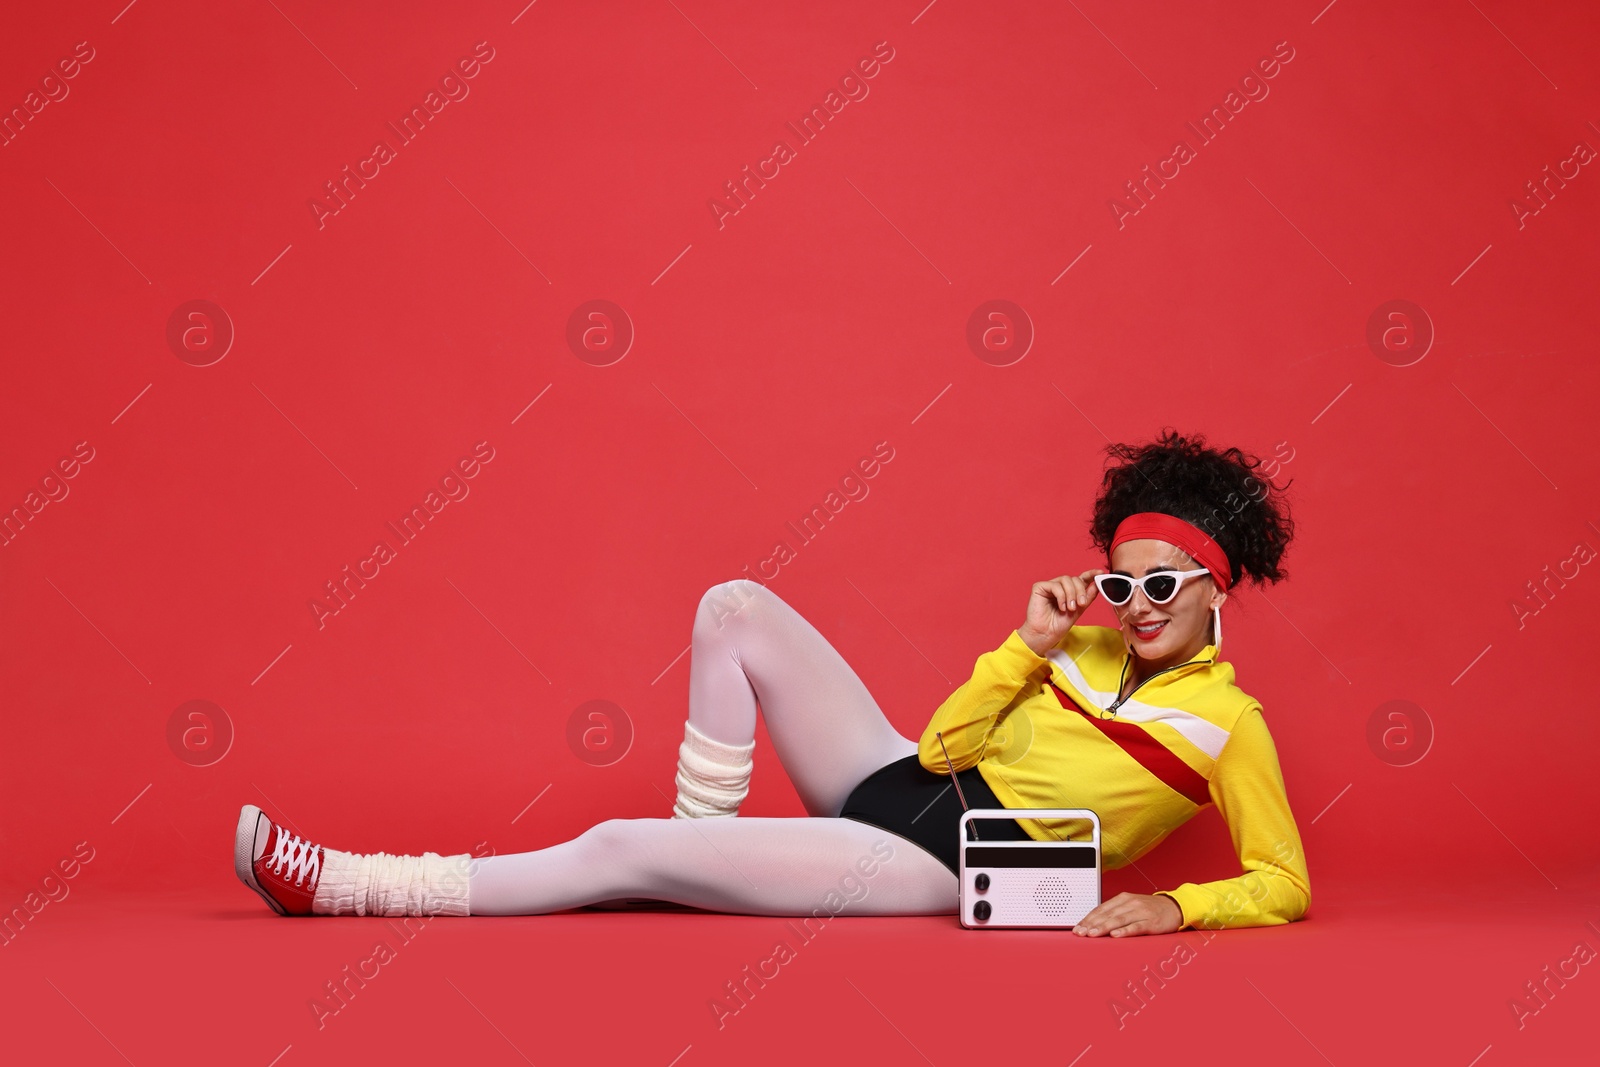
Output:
[1212, 594, 1227, 652]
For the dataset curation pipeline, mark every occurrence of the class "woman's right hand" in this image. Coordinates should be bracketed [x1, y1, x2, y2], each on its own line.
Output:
[1019, 569, 1106, 655]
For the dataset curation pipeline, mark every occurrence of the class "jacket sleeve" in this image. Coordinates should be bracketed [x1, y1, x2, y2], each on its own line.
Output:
[917, 629, 1048, 774]
[1156, 703, 1312, 930]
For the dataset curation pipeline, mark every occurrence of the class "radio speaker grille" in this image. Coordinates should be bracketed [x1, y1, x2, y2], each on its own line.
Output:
[1032, 875, 1073, 916]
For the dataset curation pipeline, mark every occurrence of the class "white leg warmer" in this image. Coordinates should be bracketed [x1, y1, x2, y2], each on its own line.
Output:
[312, 847, 474, 917]
[671, 720, 755, 819]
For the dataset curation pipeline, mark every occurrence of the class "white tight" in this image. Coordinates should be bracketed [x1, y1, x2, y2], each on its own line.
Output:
[466, 581, 956, 916]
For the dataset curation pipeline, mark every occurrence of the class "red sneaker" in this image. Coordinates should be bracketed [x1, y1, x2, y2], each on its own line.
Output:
[234, 804, 323, 916]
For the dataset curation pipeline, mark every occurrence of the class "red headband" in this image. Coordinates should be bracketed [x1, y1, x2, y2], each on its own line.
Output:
[1109, 512, 1231, 594]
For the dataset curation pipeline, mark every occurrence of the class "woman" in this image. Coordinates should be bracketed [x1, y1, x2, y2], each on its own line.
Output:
[234, 429, 1311, 936]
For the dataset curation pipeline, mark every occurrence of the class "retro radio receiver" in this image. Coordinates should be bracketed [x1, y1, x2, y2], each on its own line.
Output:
[934, 731, 1101, 929]
[957, 808, 1101, 928]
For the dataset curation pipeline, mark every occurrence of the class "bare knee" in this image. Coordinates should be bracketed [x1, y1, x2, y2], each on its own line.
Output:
[695, 579, 769, 637]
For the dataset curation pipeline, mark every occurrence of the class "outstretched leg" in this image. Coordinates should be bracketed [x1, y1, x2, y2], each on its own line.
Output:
[237, 806, 956, 918]
[683, 580, 916, 818]
[467, 815, 955, 916]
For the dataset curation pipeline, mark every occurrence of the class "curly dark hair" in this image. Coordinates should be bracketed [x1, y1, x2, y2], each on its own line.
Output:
[1088, 428, 1296, 590]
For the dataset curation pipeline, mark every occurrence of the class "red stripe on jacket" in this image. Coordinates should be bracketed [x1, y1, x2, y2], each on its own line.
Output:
[1046, 679, 1212, 806]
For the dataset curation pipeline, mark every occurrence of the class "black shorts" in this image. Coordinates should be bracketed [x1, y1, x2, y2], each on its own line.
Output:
[838, 754, 1033, 876]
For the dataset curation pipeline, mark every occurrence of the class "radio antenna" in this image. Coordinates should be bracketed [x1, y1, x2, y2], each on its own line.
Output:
[936, 732, 980, 840]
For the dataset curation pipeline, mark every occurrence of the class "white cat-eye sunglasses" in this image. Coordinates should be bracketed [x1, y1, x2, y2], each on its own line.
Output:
[1092, 567, 1211, 606]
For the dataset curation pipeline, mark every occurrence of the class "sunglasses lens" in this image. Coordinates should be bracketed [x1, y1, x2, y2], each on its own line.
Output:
[1100, 577, 1133, 604]
[1145, 575, 1179, 603]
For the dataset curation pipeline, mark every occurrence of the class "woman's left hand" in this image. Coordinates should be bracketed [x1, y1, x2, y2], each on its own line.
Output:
[1073, 892, 1184, 937]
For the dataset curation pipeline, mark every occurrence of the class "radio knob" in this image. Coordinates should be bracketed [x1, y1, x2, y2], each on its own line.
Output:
[974, 873, 990, 892]
[973, 900, 992, 922]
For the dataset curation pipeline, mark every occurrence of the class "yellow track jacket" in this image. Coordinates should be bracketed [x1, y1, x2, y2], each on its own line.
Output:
[918, 624, 1311, 930]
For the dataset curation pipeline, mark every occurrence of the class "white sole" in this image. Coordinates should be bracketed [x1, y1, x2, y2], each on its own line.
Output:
[234, 803, 289, 916]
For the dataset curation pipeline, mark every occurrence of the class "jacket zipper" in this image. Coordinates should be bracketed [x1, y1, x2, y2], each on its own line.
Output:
[1103, 651, 1216, 718]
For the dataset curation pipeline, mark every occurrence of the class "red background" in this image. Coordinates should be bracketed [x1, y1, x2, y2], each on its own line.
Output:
[2, 1, 1596, 1064]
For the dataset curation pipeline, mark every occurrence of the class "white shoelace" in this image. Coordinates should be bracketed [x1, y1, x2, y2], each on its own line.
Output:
[269, 828, 321, 887]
